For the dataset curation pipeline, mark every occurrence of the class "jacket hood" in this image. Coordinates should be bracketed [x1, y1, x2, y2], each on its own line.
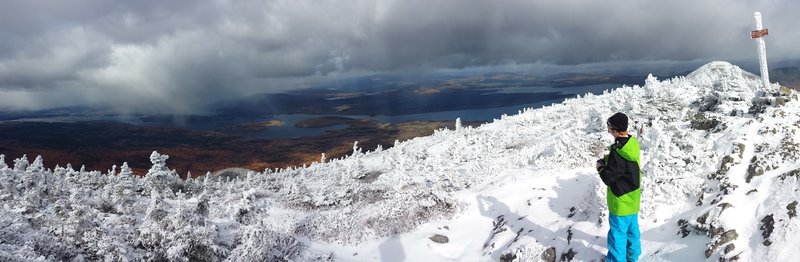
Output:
[615, 136, 640, 164]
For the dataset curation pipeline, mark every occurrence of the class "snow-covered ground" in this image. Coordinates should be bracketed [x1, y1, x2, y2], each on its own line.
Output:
[1, 61, 799, 261]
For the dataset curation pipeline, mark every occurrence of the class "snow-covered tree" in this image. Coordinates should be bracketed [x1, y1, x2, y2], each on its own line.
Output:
[12, 155, 29, 176]
[143, 151, 181, 195]
[0, 154, 7, 169]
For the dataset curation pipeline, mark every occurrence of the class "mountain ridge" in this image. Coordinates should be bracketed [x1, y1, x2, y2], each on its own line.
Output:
[1, 61, 798, 261]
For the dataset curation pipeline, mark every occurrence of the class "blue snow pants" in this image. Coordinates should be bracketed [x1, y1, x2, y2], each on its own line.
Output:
[607, 213, 641, 262]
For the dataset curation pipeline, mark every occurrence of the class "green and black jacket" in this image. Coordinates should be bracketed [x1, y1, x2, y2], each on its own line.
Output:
[597, 136, 641, 216]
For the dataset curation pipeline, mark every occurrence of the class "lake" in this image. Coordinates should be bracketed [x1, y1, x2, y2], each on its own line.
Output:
[229, 83, 620, 139]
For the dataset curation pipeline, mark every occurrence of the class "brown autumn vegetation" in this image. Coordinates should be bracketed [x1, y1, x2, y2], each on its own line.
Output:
[0, 119, 480, 177]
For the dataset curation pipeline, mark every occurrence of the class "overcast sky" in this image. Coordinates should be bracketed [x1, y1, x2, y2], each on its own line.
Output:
[0, 0, 797, 114]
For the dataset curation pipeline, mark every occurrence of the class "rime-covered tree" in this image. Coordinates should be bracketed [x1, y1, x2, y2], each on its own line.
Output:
[143, 151, 181, 195]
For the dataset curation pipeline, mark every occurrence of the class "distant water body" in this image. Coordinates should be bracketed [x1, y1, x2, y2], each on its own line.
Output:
[235, 83, 620, 139]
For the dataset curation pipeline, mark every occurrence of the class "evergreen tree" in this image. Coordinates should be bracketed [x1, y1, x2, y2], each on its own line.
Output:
[143, 151, 180, 195]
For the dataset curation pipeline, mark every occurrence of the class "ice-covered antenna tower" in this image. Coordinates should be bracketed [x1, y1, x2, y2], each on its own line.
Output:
[751, 11, 770, 89]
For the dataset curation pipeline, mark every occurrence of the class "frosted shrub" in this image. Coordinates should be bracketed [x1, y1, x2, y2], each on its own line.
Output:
[135, 190, 230, 261]
[234, 193, 254, 224]
[227, 223, 303, 261]
[0, 209, 76, 260]
[0, 245, 45, 262]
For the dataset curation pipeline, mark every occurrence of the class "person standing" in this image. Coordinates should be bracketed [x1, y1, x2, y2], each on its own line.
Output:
[595, 112, 642, 262]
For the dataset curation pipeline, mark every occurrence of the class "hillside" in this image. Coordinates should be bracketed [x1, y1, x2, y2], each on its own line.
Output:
[0, 119, 467, 177]
[1, 61, 798, 261]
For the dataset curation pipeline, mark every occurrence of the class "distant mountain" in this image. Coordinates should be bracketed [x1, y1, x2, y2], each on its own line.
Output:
[0, 105, 109, 121]
[1, 61, 799, 261]
[211, 87, 570, 117]
[771, 66, 800, 90]
[209, 70, 684, 118]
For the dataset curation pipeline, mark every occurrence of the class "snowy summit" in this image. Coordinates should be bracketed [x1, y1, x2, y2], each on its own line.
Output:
[1, 61, 798, 261]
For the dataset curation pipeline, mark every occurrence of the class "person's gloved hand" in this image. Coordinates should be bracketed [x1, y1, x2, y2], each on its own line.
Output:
[595, 159, 604, 170]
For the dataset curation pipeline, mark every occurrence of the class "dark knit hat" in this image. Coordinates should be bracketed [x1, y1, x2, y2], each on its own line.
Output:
[607, 112, 628, 131]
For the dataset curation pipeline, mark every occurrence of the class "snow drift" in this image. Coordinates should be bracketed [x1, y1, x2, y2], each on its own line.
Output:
[1, 61, 798, 261]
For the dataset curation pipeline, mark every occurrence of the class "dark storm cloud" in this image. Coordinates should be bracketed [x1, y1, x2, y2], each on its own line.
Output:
[361, 0, 797, 68]
[0, 0, 797, 113]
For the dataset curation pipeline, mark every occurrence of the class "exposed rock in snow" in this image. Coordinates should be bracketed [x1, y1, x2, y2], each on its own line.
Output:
[428, 234, 449, 244]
